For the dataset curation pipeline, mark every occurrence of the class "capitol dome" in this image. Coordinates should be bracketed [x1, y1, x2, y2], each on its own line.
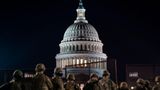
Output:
[55, 0, 107, 78]
[62, 22, 101, 42]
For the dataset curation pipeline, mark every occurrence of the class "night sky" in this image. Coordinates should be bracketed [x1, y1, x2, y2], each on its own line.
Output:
[0, 0, 160, 81]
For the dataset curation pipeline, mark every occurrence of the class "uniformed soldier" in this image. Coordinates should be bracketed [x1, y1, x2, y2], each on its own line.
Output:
[52, 67, 64, 90]
[118, 82, 129, 90]
[144, 80, 152, 90]
[64, 73, 80, 90]
[83, 73, 102, 90]
[0, 69, 25, 90]
[152, 76, 160, 90]
[134, 78, 147, 90]
[32, 63, 53, 90]
[99, 70, 116, 90]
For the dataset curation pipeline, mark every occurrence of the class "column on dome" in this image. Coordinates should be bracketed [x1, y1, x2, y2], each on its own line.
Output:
[61, 59, 64, 68]
[63, 59, 66, 68]
[95, 44, 98, 52]
[66, 45, 68, 52]
[56, 59, 58, 67]
[93, 44, 95, 52]
[87, 57, 90, 67]
[77, 44, 80, 51]
[66, 44, 68, 52]
[99, 58, 102, 69]
[101, 44, 103, 52]
[63, 45, 65, 52]
[98, 46, 100, 52]
[68, 58, 72, 67]
[91, 58, 94, 68]
[94, 58, 97, 68]
[94, 44, 96, 52]
[91, 44, 93, 51]
[60, 46, 62, 53]
[73, 57, 76, 67]
[60, 59, 62, 68]
[95, 58, 97, 68]
[99, 45, 102, 52]
[75, 44, 77, 51]
[84, 57, 87, 67]
[76, 57, 79, 67]
[76, 44, 79, 51]
[84, 44, 87, 51]
[68, 44, 70, 52]
[70, 44, 73, 51]
[73, 44, 76, 51]
[104, 59, 107, 69]
[60, 45, 63, 52]
[66, 58, 69, 67]
[64, 44, 66, 52]
[86, 43, 89, 51]
[63, 59, 65, 68]
[58, 59, 60, 67]
[68, 45, 71, 52]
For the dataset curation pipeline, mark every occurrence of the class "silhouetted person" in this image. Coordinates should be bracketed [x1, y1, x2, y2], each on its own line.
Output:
[83, 73, 102, 90]
[52, 67, 64, 90]
[118, 82, 129, 90]
[32, 63, 53, 90]
[144, 80, 152, 90]
[0, 69, 25, 90]
[152, 76, 160, 90]
[134, 78, 147, 90]
[99, 70, 116, 90]
[64, 73, 80, 90]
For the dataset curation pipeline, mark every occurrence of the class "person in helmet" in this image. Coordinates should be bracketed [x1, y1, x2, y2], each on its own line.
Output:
[144, 80, 152, 90]
[99, 70, 116, 90]
[118, 82, 129, 90]
[83, 73, 102, 90]
[52, 67, 64, 90]
[64, 73, 80, 90]
[0, 69, 25, 90]
[134, 78, 147, 90]
[32, 63, 53, 90]
[152, 76, 160, 90]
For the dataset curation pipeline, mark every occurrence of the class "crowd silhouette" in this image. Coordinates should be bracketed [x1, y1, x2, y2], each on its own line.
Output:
[0, 63, 160, 90]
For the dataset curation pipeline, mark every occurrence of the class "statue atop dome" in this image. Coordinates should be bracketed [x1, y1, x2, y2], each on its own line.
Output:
[75, 0, 88, 23]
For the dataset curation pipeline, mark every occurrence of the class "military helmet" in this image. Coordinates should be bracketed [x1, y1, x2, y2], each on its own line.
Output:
[90, 73, 98, 78]
[35, 63, 46, 72]
[136, 78, 145, 85]
[120, 82, 128, 88]
[103, 70, 110, 76]
[54, 67, 62, 74]
[13, 69, 23, 79]
[67, 73, 75, 80]
[54, 67, 63, 76]
[155, 76, 160, 82]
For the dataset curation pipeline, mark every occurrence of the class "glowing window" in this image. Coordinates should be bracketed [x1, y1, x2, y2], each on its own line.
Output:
[80, 59, 83, 64]
[84, 60, 87, 67]
[77, 59, 79, 65]
[129, 72, 138, 77]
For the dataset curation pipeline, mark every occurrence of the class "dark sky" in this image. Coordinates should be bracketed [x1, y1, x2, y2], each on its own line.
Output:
[0, 0, 160, 80]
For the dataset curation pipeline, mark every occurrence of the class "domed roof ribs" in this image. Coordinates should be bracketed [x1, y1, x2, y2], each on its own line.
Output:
[74, 0, 88, 23]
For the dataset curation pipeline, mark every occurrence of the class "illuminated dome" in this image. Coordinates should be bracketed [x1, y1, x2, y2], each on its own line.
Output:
[55, 0, 107, 78]
[62, 22, 101, 42]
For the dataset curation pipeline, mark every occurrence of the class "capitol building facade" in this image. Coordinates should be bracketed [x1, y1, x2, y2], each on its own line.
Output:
[55, 0, 107, 79]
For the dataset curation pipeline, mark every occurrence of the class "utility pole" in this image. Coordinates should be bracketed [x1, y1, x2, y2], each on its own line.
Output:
[115, 59, 118, 85]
